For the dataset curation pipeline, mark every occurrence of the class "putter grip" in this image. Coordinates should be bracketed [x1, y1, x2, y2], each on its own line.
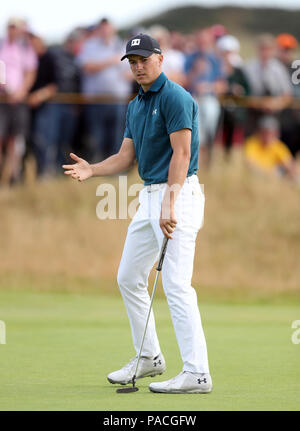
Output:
[156, 237, 169, 271]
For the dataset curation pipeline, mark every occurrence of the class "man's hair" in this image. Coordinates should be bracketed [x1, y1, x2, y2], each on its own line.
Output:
[258, 116, 279, 131]
[257, 33, 275, 48]
[99, 18, 109, 26]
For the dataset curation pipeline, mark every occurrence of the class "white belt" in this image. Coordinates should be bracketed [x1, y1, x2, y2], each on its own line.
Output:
[146, 174, 198, 193]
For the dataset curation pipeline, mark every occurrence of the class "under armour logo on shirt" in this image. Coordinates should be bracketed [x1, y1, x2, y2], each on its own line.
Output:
[131, 39, 140, 47]
[152, 109, 157, 115]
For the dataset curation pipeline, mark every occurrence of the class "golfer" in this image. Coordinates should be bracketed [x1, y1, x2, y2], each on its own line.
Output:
[63, 34, 212, 394]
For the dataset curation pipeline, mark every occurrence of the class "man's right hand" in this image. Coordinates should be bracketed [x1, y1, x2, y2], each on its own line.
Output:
[62, 153, 93, 182]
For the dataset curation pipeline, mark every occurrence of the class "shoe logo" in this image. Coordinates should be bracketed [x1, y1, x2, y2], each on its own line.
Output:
[153, 359, 162, 367]
[197, 378, 207, 384]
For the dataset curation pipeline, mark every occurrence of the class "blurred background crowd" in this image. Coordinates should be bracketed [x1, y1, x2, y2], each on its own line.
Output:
[0, 16, 299, 186]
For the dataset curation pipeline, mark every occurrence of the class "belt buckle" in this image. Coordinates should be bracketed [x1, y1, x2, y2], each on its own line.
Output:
[147, 184, 155, 193]
[147, 184, 160, 193]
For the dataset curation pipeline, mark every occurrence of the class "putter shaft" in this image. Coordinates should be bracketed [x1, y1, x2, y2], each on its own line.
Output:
[131, 237, 168, 386]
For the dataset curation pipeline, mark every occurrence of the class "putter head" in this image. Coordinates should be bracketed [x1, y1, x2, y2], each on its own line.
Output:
[116, 387, 139, 393]
[116, 374, 138, 393]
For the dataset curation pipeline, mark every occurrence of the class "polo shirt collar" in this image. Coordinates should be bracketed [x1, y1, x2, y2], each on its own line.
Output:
[138, 72, 167, 100]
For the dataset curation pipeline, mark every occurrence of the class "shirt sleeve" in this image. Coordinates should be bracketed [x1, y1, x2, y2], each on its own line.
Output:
[123, 102, 132, 139]
[162, 90, 196, 135]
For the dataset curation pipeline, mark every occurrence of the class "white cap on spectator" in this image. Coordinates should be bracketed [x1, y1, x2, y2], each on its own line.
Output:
[26, 24, 42, 38]
[7, 17, 25, 29]
[258, 116, 280, 131]
[217, 35, 240, 52]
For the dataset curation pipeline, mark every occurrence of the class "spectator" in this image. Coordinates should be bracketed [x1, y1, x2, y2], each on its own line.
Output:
[77, 18, 131, 162]
[49, 31, 82, 171]
[185, 28, 226, 167]
[276, 33, 299, 91]
[27, 27, 58, 178]
[170, 31, 187, 53]
[276, 33, 300, 158]
[211, 24, 227, 42]
[244, 34, 292, 138]
[149, 25, 186, 87]
[182, 33, 197, 55]
[217, 35, 250, 158]
[0, 17, 37, 185]
[245, 116, 297, 181]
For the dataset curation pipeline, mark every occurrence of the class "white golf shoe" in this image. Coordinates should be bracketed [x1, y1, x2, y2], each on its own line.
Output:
[107, 353, 166, 385]
[149, 371, 212, 394]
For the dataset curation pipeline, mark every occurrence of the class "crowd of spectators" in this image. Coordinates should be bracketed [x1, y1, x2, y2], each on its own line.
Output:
[0, 16, 299, 186]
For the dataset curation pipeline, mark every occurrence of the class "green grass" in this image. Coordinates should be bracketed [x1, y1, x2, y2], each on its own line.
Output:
[0, 289, 299, 411]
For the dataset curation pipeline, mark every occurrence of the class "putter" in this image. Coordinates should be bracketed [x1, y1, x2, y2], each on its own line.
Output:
[117, 236, 169, 394]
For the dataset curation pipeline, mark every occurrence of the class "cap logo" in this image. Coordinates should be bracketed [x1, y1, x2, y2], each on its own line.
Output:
[131, 38, 140, 47]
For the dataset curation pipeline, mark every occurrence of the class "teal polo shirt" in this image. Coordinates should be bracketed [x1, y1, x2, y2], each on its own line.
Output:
[124, 72, 199, 185]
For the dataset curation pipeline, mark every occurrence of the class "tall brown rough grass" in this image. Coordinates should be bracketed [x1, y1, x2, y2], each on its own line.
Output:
[0, 149, 299, 300]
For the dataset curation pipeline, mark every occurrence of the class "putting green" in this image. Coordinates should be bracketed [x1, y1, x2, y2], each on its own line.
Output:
[0, 289, 299, 411]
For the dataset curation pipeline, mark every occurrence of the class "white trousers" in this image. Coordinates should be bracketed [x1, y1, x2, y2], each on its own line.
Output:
[117, 175, 210, 373]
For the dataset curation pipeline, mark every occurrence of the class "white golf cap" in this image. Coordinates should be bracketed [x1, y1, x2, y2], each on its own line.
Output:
[217, 35, 240, 52]
[26, 24, 42, 38]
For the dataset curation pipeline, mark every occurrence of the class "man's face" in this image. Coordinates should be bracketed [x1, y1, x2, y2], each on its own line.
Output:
[278, 48, 293, 64]
[260, 128, 277, 144]
[29, 34, 44, 54]
[7, 24, 22, 41]
[99, 22, 115, 40]
[195, 29, 214, 52]
[259, 42, 275, 62]
[128, 54, 163, 87]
